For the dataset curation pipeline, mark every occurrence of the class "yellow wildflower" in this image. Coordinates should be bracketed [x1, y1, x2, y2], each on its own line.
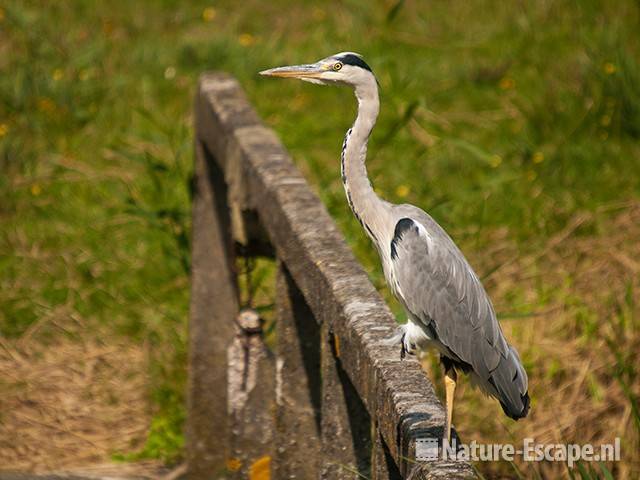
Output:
[499, 77, 515, 90]
[202, 7, 216, 22]
[226, 457, 242, 472]
[532, 151, 544, 164]
[249, 455, 271, 480]
[489, 155, 502, 168]
[164, 66, 176, 80]
[37, 98, 56, 113]
[52, 68, 63, 81]
[395, 184, 410, 198]
[0, 123, 8, 137]
[31, 184, 42, 196]
[79, 69, 92, 81]
[603, 62, 616, 75]
[239, 33, 256, 47]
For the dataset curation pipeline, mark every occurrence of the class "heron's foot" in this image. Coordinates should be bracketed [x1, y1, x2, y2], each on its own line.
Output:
[400, 332, 417, 360]
[384, 325, 417, 360]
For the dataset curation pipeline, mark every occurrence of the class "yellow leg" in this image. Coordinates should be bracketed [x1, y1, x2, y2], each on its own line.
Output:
[444, 367, 457, 443]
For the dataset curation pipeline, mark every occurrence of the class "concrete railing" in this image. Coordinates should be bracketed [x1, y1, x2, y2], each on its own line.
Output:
[187, 72, 476, 480]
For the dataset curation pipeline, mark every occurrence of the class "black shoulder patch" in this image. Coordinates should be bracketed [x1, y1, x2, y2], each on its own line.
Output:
[336, 53, 373, 72]
[390, 217, 415, 260]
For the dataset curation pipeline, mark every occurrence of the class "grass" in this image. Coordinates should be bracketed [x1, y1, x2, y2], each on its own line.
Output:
[1, 0, 639, 477]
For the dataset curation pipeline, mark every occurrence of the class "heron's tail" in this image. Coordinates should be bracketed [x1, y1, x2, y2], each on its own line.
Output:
[487, 345, 530, 420]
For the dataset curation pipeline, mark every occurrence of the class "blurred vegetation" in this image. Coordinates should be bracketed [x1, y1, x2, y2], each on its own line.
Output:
[1, 0, 639, 477]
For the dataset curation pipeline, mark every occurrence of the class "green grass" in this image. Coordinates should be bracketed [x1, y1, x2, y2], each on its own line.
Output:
[1, 0, 639, 476]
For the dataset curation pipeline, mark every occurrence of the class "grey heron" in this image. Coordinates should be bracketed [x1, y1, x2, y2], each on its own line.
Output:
[260, 52, 530, 441]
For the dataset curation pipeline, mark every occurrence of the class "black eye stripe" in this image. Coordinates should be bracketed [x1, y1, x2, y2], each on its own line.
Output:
[335, 54, 373, 72]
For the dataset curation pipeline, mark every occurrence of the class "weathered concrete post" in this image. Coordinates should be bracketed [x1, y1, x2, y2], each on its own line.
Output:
[320, 326, 371, 478]
[372, 428, 402, 479]
[273, 265, 322, 479]
[227, 309, 276, 478]
[187, 140, 239, 478]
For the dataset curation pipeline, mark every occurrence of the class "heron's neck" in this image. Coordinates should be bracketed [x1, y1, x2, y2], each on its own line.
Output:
[342, 80, 389, 244]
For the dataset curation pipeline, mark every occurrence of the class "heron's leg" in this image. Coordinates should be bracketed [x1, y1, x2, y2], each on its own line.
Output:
[444, 364, 457, 443]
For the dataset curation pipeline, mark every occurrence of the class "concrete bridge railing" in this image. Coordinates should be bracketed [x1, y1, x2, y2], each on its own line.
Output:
[187, 72, 476, 480]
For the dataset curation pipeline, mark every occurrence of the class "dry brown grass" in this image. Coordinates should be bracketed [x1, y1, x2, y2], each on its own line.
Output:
[422, 201, 640, 478]
[0, 318, 163, 476]
[1, 204, 638, 478]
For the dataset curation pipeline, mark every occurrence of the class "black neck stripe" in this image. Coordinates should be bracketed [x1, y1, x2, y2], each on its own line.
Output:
[336, 54, 373, 72]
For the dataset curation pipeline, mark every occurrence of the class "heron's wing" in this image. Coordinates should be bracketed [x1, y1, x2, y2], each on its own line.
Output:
[390, 212, 529, 417]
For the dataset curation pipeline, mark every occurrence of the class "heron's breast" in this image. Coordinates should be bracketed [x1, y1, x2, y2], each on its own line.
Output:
[380, 249, 404, 303]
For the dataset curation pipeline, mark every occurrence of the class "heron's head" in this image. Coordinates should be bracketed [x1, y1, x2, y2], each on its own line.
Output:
[260, 52, 375, 88]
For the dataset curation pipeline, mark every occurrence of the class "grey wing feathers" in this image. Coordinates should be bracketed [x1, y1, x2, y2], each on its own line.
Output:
[390, 210, 529, 419]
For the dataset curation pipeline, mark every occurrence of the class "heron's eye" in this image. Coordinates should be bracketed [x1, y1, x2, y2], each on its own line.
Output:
[333, 62, 343, 71]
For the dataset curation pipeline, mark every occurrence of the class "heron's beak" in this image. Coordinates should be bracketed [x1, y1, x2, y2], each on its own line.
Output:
[259, 62, 326, 79]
